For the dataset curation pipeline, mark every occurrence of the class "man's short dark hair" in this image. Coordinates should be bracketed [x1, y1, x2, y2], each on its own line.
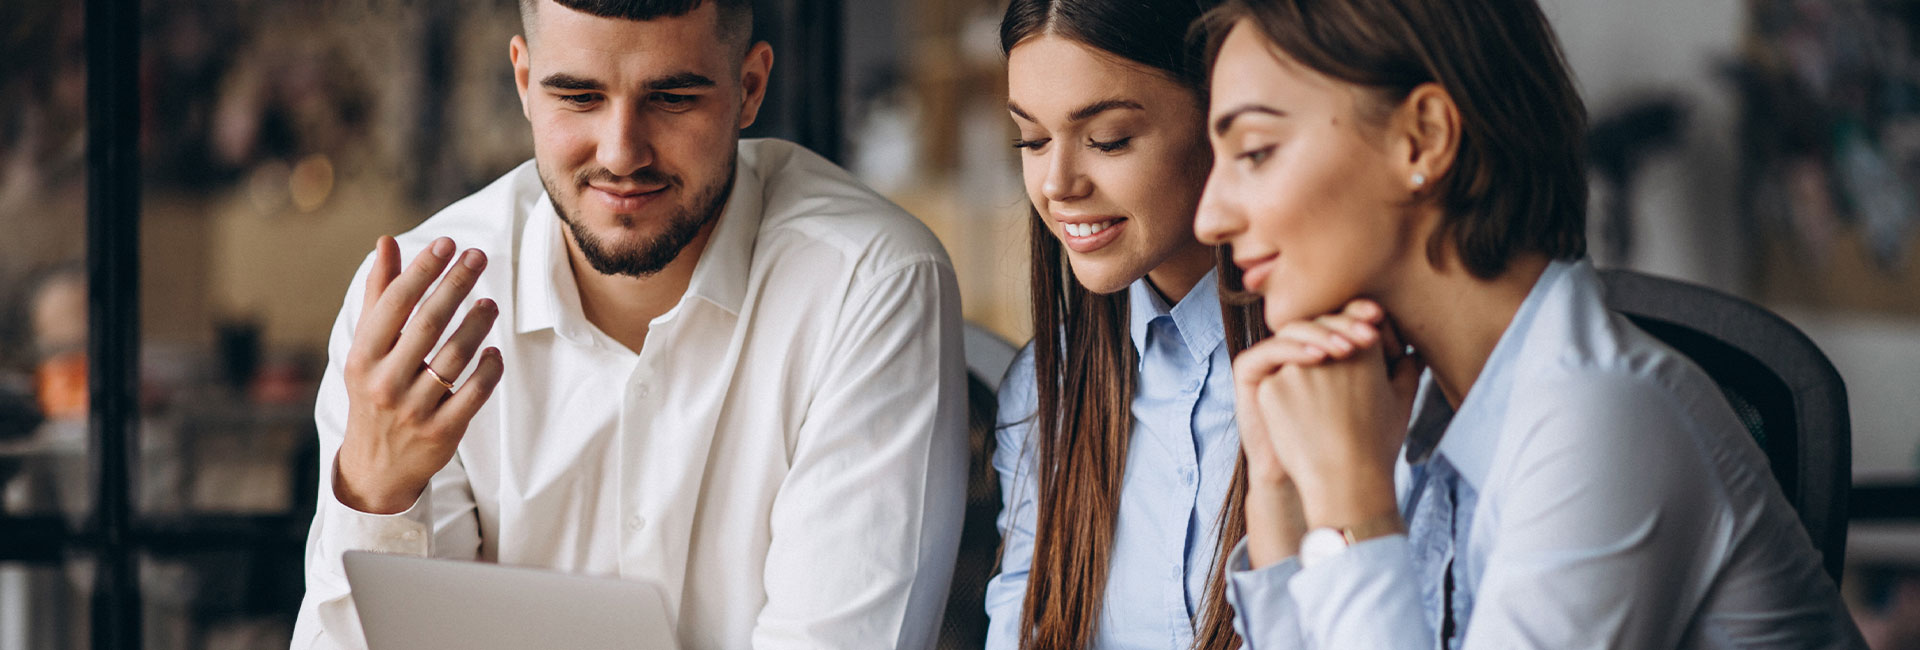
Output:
[519, 0, 755, 53]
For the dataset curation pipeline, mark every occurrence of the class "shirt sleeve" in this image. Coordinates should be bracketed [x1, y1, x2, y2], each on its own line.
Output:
[1283, 370, 1863, 650]
[1286, 534, 1432, 648]
[752, 258, 968, 650]
[290, 251, 483, 650]
[1223, 538, 1307, 650]
[1280, 372, 1702, 650]
[981, 346, 1037, 650]
[1455, 372, 1793, 649]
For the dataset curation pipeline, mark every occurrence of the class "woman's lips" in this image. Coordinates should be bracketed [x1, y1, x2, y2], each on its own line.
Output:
[589, 185, 667, 213]
[1237, 255, 1277, 293]
[1059, 218, 1127, 254]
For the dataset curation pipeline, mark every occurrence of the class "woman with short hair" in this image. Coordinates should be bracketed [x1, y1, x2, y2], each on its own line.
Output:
[1192, 0, 1866, 647]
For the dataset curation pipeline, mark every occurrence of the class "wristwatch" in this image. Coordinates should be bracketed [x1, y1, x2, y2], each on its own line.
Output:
[1299, 517, 1404, 568]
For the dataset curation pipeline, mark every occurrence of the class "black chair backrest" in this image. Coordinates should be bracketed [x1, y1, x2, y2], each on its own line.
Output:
[1597, 269, 1850, 583]
[939, 324, 1018, 649]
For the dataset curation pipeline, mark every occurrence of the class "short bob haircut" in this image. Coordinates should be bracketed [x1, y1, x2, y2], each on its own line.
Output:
[1200, 0, 1588, 279]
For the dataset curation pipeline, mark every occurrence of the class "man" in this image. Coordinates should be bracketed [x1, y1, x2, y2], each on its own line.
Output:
[291, 1, 967, 648]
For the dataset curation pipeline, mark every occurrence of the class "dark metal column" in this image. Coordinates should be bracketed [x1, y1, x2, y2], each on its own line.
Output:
[792, 0, 844, 163]
[85, 0, 143, 647]
[746, 0, 845, 163]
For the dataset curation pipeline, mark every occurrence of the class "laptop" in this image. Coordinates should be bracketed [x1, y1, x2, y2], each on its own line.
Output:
[343, 551, 678, 650]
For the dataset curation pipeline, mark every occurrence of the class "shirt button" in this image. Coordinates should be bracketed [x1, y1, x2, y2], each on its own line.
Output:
[627, 514, 646, 531]
[635, 383, 651, 399]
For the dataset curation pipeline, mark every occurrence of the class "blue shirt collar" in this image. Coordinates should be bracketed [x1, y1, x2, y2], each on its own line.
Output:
[1127, 269, 1225, 364]
[1408, 259, 1579, 490]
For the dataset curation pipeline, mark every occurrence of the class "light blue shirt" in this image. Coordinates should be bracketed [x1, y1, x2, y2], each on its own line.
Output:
[1224, 260, 1867, 649]
[987, 272, 1240, 649]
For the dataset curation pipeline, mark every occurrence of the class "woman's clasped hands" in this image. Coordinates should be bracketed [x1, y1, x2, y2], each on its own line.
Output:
[1232, 298, 1425, 568]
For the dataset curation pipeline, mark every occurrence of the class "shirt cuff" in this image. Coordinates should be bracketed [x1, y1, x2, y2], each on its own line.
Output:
[1226, 537, 1304, 649]
[318, 487, 433, 558]
[1289, 534, 1431, 649]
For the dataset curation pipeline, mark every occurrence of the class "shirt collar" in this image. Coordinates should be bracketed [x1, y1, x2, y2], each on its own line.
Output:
[1126, 268, 1225, 364]
[1408, 258, 1578, 490]
[681, 155, 764, 317]
[514, 195, 588, 341]
[513, 152, 765, 341]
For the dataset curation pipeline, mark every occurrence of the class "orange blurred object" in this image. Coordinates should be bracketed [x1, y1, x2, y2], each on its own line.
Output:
[36, 352, 88, 420]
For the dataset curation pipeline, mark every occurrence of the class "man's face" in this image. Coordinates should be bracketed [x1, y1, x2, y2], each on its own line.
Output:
[511, 1, 770, 277]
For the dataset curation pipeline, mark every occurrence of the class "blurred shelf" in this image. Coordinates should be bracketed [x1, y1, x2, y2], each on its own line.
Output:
[1849, 522, 1920, 567]
[0, 514, 310, 565]
[1854, 482, 1920, 522]
[1848, 481, 1920, 567]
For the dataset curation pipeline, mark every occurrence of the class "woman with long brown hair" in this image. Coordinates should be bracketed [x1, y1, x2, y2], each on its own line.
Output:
[986, 0, 1265, 648]
[1193, 0, 1865, 647]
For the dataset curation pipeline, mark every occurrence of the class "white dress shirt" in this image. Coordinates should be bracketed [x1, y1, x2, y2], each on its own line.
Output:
[292, 139, 968, 650]
[1225, 260, 1865, 649]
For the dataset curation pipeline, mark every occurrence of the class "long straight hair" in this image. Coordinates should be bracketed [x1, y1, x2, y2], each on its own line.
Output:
[1001, 1, 1266, 648]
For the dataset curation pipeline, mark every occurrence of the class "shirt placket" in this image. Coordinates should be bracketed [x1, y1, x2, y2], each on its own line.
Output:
[1158, 316, 1205, 644]
[1407, 458, 1457, 647]
[1180, 354, 1212, 648]
[615, 348, 655, 576]
[1446, 480, 1477, 648]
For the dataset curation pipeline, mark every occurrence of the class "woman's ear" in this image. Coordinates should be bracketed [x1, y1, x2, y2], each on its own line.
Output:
[1396, 83, 1461, 194]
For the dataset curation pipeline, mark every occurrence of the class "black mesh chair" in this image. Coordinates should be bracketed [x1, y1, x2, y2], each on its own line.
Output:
[938, 323, 1019, 649]
[1598, 268, 1850, 583]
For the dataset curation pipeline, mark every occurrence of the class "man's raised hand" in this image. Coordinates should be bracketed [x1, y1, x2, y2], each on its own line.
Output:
[334, 236, 504, 515]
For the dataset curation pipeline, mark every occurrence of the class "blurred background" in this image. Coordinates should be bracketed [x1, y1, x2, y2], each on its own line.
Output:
[1, 0, 1917, 648]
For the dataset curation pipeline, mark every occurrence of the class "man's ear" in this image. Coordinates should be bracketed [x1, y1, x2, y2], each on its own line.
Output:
[736, 42, 774, 130]
[1395, 83, 1460, 193]
[511, 35, 534, 121]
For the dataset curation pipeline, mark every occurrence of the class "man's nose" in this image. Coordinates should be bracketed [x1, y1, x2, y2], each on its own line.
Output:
[597, 104, 656, 178]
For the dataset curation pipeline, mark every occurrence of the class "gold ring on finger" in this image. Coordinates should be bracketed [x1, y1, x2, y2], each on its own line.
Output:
[424, 365, 456, 392]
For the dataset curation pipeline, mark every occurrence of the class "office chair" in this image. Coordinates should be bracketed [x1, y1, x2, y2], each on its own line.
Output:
[1598, 268, 1850, 584]
[939, 323, 1019, 649]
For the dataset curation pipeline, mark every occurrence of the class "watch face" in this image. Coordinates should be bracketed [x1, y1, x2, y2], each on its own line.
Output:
[1300, 528, 1349, 568]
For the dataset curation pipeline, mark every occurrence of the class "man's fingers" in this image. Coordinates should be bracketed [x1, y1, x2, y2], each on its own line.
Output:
[361, 236, 400, 318]
[409, 299, 500, 405]
[390, 249, 489, 366]
[435, 347, 504, 431]
[349, 237, 402, 356]
[357, 238, 458, 359]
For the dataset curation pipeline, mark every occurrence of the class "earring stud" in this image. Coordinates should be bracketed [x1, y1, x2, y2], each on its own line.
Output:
[1411, 173, 1427, 188]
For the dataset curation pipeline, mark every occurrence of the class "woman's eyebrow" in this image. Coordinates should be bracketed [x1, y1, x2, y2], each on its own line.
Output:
[1007, 98, 1146, 124]
[1212, 104, 1286, 136]
[1067, 98, 1144, 123]
[1008, 102, 1035, 121]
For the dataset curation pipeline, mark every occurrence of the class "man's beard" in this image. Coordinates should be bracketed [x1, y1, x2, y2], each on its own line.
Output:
[542, 158, 736, 278]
